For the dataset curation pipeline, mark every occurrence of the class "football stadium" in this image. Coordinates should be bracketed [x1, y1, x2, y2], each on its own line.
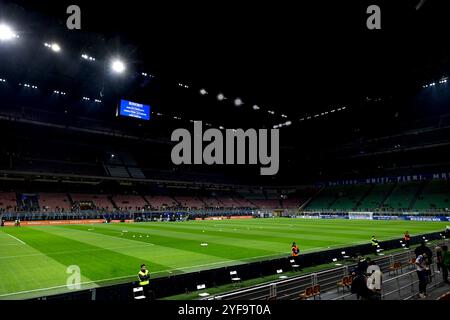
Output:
[1, 1, 450, 306]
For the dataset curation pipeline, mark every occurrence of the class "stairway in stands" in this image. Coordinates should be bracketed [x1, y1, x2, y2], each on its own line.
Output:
[408, 180, 427, 209]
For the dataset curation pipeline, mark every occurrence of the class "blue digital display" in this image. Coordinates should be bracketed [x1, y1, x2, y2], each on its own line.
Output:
[119, 99, 150, 120]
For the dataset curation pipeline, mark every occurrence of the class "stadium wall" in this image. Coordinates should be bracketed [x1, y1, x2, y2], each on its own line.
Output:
[2, 219, 133, 226]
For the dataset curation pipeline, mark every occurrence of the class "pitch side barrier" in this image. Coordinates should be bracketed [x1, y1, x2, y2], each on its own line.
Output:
[296, 211, 450, 222]
[29, 231, 445, 301]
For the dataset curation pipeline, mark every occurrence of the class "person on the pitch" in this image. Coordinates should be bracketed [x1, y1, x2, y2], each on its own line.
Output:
[404, 231, 411, 249]
[138, 264, 151, 299]
[371, 235, 379, 254]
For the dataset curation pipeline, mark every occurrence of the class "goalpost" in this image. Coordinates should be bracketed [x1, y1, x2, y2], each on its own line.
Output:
[348, 211, 373, 220]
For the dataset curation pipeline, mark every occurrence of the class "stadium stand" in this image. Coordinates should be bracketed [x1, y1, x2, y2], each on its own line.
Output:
[357, 183, 395, 211]
[200, 196, 224, 208]
[414, 180, 450, 211]
[145, 195, 179, 209]
[70, 193, 114, 211]
[0, 192, 17, 212]
[112, 194, 148, 211]
[250, 199, 282, 209]
[329, 184, 372, 210]
[305, 186, 346, 210]
[174, 196, 206, 209]
[39, 193, 72, 212]
[383, 181, 423, 210]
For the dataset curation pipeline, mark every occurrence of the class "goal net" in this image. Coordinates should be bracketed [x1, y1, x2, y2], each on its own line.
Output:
[348, 211, 373, 220]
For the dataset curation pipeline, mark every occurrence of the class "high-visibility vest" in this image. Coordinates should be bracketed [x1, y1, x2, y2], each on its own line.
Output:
[371, 238, 378, 246]
[138, 270, 150, 286]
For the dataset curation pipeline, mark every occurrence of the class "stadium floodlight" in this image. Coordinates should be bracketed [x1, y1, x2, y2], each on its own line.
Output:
[199, 88, 207, 95]
[234, 98, 243, 106]
[285, 121, 292, 126]
[217, 93, 225, 101]
[81, 54, 95, 61]
[253, 105, 260, 110]
[281, 114, 287, 118]
[219, 126, 224, 130]
[50, 43, 61, 52]
[111, 59, 125, 73]
[0, 24, 17, 41]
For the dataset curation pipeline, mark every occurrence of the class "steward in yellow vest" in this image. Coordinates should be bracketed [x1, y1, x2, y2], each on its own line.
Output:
[138, 264, 150, 286]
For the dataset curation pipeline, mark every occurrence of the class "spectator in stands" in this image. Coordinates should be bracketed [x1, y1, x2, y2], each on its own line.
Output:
[351, 272, 375, 300]
[415, 241, 433, 282]
[403, 231, 411, 249]
[366, 259, 381, 275]
[356, 256, 369, 276]
[435, 246, 443, 274]
[442, 245, 450, 284]
[367, 269, 382, 300]
[415, 252, 429, 298]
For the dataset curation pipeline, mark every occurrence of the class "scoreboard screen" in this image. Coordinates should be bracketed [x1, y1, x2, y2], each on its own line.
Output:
[118, 99, 150, 120]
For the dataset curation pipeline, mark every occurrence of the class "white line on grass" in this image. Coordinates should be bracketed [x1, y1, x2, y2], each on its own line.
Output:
[0, 243, 155, 260]
[6, 234, 26, 245]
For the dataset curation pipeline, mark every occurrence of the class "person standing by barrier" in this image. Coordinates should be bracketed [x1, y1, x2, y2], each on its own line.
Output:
[291, 242, 300, 258]
[291, 241, 302, 271]
[442, 245, 450, 284]
[371, 236, 379, 254]
[435, 246, 443, 274]
[415, 252, 428, 298]
[138, 264, 151, 299]
[415, 241, 433, 283]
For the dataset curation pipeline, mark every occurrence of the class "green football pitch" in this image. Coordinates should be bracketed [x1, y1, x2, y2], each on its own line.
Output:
[0, 218, 447, 300]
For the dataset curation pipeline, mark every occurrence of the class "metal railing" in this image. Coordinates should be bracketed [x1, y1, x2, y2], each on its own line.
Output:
[209, 239, 449, 301]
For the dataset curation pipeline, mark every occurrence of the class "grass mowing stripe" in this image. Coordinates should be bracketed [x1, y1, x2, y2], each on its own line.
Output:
[64, 224, 280, 261]
[0, 243, 156, 260]
[4, 227, 172, 280]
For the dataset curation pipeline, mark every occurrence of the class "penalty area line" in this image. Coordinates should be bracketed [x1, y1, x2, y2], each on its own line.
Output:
[6, 234, 26, 245]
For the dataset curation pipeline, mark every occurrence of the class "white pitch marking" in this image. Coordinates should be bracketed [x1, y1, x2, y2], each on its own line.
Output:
[6, 234, 26, 245]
